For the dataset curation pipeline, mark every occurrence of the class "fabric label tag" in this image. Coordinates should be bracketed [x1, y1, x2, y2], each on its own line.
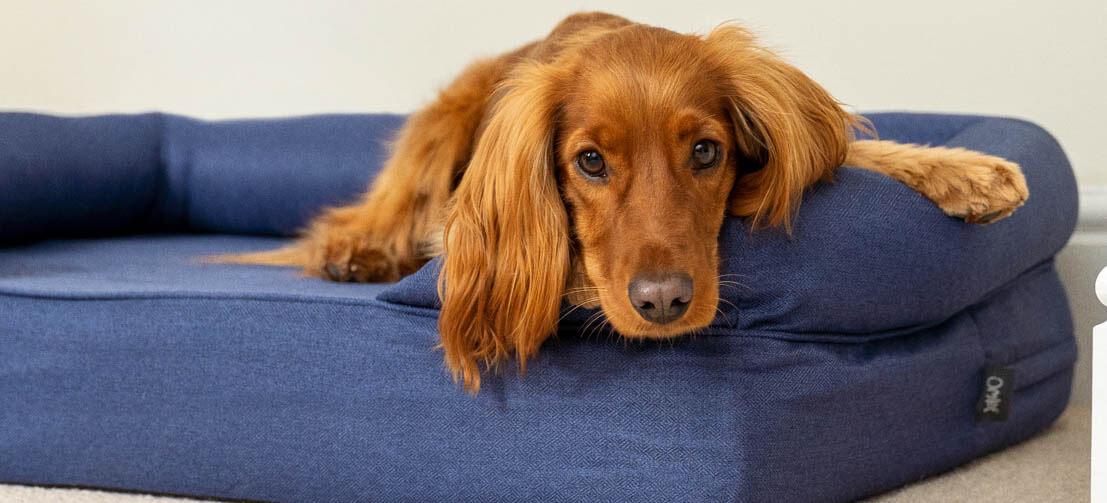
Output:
[976, 365, 1015, 422]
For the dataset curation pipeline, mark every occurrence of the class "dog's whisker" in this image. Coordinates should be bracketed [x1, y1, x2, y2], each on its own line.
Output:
[557, 296, 602, 323]
[580, 310, 607, 339]
[717, 274, 753, 293]
[564, 286, 602, 295]
[717, 297, 739, 313]
[714, 306, 734, 326]
[591, 318, 612, 341]
[557, 302, 590, 324]
[590, 314, 612, 340]
[581, 310, 604, 329]
[585, 320, 606, 342]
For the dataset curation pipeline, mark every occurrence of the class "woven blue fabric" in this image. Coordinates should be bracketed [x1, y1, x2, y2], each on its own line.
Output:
[0, 112, 1077, 502]
[0, 113, 404, 242]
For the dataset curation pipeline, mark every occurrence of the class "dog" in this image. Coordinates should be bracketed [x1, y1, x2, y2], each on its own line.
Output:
[221, 12, 1028, 392]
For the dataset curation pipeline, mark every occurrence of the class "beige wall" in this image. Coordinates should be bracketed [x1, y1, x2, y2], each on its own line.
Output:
[2, 0, 1104, 185]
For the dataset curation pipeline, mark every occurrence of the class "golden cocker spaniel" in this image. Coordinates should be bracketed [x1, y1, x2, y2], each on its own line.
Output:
[223, 12, 1028, 392]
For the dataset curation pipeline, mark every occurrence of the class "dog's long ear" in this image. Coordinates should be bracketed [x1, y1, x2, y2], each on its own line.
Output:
[706, 25, 864, 230]
[438, 62, 570, 393]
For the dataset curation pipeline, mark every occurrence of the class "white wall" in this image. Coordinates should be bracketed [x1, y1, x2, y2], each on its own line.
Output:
[2, 0, 1104, 186]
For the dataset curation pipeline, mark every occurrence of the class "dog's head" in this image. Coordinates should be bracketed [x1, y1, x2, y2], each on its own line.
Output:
[440, 22, 859, 391]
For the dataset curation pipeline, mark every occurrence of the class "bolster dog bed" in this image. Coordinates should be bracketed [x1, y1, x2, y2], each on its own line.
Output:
[0, 112, 1077, 502]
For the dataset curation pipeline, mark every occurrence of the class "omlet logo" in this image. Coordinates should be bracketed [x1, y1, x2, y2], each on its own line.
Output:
[982, 376, 1005, 413]
[976, 366, 1014, 422]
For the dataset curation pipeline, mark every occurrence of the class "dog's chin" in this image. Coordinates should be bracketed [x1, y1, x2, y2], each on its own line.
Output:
[616, 322, 700, 339]
[597, 301, 718, 339]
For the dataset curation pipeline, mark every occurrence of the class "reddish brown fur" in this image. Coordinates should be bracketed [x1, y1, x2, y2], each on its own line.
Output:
[218, 12, 1028, 392]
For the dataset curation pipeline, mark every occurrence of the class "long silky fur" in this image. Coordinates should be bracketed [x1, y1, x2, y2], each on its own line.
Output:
[437, 63, 571, 393]
[704, 25, 870, 230]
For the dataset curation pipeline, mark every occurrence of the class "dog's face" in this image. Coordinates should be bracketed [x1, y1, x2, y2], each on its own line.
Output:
[440, 21, 856, 391]
[555, 28, 738, 337]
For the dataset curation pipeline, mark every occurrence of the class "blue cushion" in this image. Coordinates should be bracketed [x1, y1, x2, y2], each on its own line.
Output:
[0, 112, 1078, 502]
[0, 113, 404, 243]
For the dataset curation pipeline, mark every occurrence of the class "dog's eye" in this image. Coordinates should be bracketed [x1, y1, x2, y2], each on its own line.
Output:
[692, 140, 719, 169]
[576, 150, 607, 178]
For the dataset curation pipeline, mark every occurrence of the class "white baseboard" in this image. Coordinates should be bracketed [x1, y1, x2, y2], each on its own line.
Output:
[1077, 185, 1107, 235]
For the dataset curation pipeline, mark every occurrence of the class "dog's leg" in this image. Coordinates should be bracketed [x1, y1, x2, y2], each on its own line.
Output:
[222, 57, 509, 281]
[845, 140, 1029, 224]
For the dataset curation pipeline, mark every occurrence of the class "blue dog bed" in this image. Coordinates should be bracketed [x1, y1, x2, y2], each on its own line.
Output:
[0, 112, 1077, 502]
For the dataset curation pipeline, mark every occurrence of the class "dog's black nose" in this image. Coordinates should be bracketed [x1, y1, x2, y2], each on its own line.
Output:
[628, 272, 693, 324]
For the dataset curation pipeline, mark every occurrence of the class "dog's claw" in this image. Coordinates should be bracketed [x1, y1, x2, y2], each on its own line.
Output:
[325, 263, 344, 281]
[952, 209, 1010, 225]
[975, 210, 1006, 224]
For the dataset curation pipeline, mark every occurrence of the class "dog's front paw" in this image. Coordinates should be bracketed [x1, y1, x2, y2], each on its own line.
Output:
[926, 153, 1029, 224]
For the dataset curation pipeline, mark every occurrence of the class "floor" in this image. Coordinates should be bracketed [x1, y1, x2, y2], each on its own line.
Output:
[2, 405, 1089, 503]
[864, 404, 1090, 502]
